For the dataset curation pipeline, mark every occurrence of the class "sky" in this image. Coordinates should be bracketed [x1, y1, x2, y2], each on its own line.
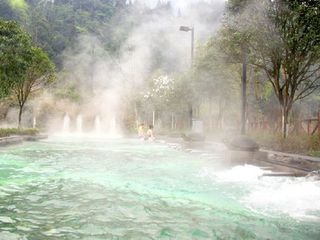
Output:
[132, 0, 226, 10]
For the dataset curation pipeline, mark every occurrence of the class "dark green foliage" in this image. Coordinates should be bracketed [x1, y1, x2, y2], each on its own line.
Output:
[54, 82, 82, 102]
[0, 18, 55, 127]
[0, 0, 127, 67]
[0, 19, 33, 98]
[226, 0, 253, 14]
[0, 0, 176, 75]
[22, 0, 131, 67]
[13, 45, 55, 128]
[0, 0, 19, 20]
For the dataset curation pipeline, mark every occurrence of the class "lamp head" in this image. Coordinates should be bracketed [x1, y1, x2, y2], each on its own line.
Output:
[179, 26, 192, 32]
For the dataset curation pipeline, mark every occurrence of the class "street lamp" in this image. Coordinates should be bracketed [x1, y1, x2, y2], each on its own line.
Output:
[179, 25, 195, 129]
[179, 26, 194, 67]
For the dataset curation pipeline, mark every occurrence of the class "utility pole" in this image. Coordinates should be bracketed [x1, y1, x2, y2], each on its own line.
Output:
[241, 49, 247, 135]
[91, 44, 95, 94]
[191, 27, 194, 67]
[180, 25, 194, 129]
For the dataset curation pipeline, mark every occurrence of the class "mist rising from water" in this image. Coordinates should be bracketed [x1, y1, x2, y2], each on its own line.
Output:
[31, 0, 227, 135]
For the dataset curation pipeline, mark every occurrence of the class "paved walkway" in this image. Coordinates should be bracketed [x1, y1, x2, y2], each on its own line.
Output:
[261, 149, 320, 162]
[0, 136, 23, 146]
[162, 136, 320, 176]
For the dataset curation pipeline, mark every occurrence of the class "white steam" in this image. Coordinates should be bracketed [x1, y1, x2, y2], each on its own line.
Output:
[43, 0, 226, 134]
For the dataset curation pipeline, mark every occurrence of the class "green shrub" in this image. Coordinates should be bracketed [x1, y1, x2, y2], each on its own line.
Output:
[0, 128, 39, 137]
[20, 128, 39, 136]
[249, 130, 320, 156]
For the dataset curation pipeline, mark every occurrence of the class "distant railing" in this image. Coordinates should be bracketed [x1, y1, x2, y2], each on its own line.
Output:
[302, 117, 319, 135]
[248, 111, 320, 136]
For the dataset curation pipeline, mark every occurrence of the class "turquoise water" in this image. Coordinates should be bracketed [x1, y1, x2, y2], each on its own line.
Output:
[0, 137, 319, 239]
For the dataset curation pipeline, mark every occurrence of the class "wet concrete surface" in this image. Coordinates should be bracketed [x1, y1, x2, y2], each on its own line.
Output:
[0, 136, 23, 146]
[161, 136, 320, 178]
[0, 135, 48, 146]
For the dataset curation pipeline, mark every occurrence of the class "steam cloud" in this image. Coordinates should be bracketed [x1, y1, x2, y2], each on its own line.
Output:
[36, 0, 227, 134]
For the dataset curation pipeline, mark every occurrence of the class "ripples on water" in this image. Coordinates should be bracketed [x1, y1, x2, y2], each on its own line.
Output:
[0, 137, 319, 239]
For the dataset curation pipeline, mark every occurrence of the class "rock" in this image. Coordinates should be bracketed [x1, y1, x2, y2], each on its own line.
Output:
[0, 136, 23, 146]
[181, 133, 205, 142]
[307, 170, 320, 179]
[227, 135, 259, 152]
[23, 134, 48, 141]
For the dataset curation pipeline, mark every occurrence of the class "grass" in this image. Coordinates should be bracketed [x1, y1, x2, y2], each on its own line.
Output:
[249, 131, 320, 157]
[0, 128, 39, 138]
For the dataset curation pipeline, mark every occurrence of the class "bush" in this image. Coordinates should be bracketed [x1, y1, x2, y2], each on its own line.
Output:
[249, 130, 320, 157]
[20, 128, 39, 136]
[0, 128, 39, 137]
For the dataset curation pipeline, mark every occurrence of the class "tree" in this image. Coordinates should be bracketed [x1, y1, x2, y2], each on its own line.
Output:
[0, 19, 33, 98]
[140, 73, 174, 125]
[251, 0, 320, 137]
[194, 37, 240, 129]
[221, 0, 320, 138]
[0, 0, 19, 20]
[168, 72, 195, 129]
[1, 0, 121, 67]
[219, 0, 255, 135]
[13, 47, 55, 128]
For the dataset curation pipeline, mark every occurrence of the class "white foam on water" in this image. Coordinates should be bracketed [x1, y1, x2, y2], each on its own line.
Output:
[52, 133, 123, 139]
[244, 177, 320, 221]
[200, 164, 320, 221]
[215, 164, 271, 182]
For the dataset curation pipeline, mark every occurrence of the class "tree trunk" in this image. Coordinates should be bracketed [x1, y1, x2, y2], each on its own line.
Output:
[208, 97, 213, 131]
[134, 102, 139, 127]
[318, 111, 320, 138]
[217, 97, 224, 129]
[188, 104, 193, 129]
[292, 108, 302, 135]
[171, 113, 174, 130]
[18, 105, 23, 129]
[33, 116, 37, 129]
[281, 105, 290, 138]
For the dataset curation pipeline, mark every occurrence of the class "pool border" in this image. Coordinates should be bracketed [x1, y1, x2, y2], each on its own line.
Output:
[0, 135, 48, 146]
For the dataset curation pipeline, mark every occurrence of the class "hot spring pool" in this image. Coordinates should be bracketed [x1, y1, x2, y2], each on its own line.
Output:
[0, 137, 319, 239]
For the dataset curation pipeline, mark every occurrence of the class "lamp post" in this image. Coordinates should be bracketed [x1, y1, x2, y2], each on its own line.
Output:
[90, 43, 95, 94]
[180, 25, 194, 129]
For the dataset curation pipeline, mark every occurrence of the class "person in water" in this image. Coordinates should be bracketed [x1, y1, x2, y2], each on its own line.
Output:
[138, 123, 145, 138]
[146, 125, 155, 141]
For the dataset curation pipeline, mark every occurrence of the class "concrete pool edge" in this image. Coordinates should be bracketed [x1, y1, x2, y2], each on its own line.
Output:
[0, 134, 48, 146]
[160, 136, 320, 177]
[259, 149, 320, 177]
[0, 136, 23, 146]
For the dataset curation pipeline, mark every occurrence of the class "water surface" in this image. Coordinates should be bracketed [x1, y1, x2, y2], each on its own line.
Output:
[0, 137, 319, 239]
